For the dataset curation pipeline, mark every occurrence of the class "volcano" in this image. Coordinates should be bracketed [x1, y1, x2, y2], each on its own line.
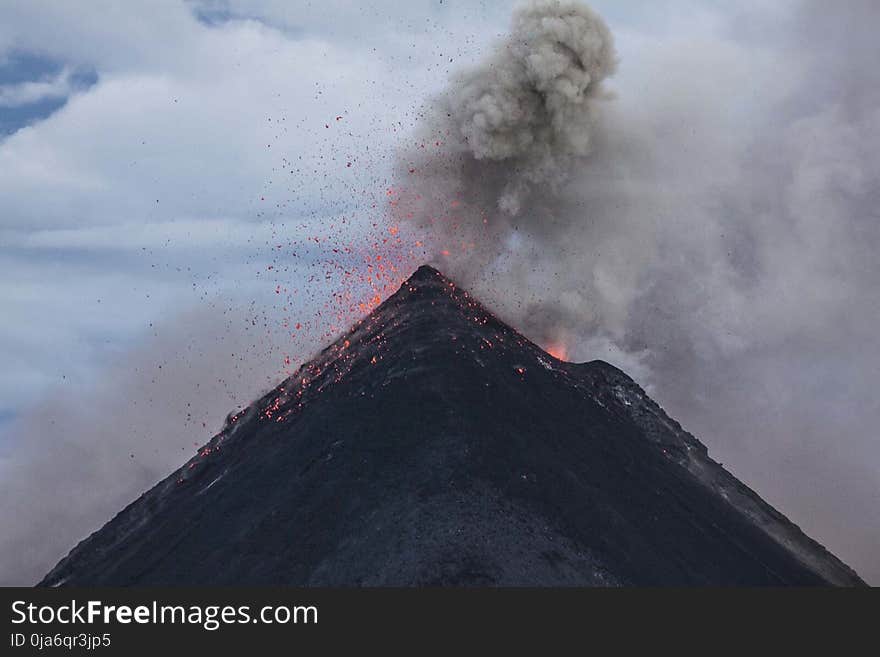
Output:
[40, 266, 864, 586]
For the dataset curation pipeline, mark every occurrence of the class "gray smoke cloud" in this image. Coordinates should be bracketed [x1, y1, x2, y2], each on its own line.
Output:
[394, 0, 880, 582]
[393, 1, 643, 359]
[394, 1, 616, 277]
[446, 0, 615, 215]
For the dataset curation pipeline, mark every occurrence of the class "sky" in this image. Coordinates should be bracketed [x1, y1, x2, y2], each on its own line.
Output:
[0, 1, 877, 585]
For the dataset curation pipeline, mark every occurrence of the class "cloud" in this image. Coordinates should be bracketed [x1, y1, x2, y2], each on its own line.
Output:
[0, 68, 74, 108]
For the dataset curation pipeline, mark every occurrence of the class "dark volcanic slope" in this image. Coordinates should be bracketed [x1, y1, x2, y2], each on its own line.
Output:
[41, 266, 864, 586]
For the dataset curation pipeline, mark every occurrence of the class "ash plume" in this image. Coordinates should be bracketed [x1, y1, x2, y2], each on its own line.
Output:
[443, 0, 615, 216]
[393, 0, 631, 354]
[394, 0, 616, 270]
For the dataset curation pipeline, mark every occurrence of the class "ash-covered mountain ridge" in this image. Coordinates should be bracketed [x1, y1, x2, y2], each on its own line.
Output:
[41, 265, 864, 586]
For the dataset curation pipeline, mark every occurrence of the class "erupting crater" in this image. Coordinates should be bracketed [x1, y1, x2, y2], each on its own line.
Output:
[40, 266, 865, 586]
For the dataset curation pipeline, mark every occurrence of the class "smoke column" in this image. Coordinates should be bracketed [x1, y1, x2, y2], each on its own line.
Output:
[393, 1, 617, 343]
[393, 0, 650, 359]
[415, 0, 615, 216]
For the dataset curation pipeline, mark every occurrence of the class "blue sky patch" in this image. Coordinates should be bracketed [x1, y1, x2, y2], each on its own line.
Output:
[0, 51, 97, 137]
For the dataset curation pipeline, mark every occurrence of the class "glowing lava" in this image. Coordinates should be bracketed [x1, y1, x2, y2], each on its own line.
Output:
[545, 342, 569, 362]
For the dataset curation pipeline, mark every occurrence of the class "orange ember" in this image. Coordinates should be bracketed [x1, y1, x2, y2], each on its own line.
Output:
[545, 342, 569, 361]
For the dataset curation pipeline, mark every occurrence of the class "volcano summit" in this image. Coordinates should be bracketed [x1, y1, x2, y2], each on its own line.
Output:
[41, 266, 864, 586]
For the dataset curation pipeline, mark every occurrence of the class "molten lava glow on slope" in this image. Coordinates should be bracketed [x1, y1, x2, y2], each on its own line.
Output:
[545, 342, 569, 362]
